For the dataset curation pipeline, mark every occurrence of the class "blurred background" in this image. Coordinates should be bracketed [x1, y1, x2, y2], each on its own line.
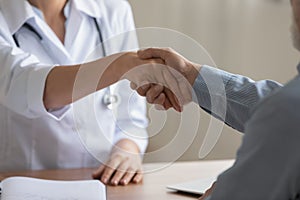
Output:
[127, 0, 299, 162]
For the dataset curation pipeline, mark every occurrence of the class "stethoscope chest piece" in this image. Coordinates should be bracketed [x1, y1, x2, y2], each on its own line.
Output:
[102, 93, 120, 110]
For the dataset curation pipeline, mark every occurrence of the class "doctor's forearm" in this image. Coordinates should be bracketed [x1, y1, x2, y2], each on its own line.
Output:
[43, 52, 156, 109]
[43, 53, 128, 109]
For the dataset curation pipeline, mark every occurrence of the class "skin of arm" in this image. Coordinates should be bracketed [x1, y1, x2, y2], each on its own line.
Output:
[43, 52, 161, 109]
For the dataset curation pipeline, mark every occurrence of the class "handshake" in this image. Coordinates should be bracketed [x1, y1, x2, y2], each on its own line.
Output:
[118, 48, 202, 112]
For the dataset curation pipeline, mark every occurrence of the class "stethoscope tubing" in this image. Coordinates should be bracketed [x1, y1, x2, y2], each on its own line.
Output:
[12, 17, 119, 109]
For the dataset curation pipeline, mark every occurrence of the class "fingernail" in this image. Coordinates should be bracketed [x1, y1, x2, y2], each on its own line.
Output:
[133, 178, 139, 183]
[102, 178, 107, 184]
[112, 180, 118, 185]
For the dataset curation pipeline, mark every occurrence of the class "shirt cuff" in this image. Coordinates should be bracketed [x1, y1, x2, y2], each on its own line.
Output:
[192, 65, 232, 106]
[27, 65, 70, 120]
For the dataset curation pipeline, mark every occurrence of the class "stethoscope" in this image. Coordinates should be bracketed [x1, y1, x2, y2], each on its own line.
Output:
[13, 18, 120, 110]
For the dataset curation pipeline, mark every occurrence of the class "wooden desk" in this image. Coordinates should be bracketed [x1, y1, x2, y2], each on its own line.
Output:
[0, 160, 234, 200]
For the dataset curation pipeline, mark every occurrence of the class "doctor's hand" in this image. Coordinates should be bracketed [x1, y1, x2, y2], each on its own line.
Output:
[92, 139, 143, 186]
[132, 48, 202, 111]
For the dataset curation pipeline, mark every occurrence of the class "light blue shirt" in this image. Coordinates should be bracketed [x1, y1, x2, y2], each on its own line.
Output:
[193, 65, 282, 132]
[193, 65, 300, 199]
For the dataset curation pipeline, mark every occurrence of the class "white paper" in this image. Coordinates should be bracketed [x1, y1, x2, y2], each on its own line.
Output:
[1, 177, 106, 200]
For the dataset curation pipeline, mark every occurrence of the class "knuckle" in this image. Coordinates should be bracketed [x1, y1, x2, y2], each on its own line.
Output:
[102, 174, 110, 179]
[105, 169, 114, 175]
[112, 153, 123, 161]
[114, 173, 123, 179]
[124, 156, 130, 162]
[165, 47, 175, 54]
[164, 47, 172, 52]
[127, 167, 136, 173]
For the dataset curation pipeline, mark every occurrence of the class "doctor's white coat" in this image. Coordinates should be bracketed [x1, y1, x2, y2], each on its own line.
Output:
[0, 0, 148, 171]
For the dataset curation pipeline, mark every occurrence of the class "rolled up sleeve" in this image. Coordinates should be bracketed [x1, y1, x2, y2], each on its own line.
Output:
[0, 39, 69, 120]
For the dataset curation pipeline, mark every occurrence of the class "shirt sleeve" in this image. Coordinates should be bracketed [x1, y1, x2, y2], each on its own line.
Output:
[192, 65, 282, 132]
[0, 28, 73, 121]
[209, 78, 300, 200]
[0, 36, 58, 119]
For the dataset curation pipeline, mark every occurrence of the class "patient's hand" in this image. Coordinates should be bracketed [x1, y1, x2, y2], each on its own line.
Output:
[92, 139, 143, 186]
[130, 48, 202, 112]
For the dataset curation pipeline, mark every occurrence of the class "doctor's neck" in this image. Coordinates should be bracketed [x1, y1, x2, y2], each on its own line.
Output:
[28, 0, 67, 20]
[28, 0, 67, 44]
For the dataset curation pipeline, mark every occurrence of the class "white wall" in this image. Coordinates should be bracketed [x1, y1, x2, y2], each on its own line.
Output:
[127, 0, 299, 162]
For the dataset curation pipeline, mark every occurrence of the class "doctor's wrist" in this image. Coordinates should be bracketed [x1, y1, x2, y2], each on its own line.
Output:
[113, 139, 141, 154]
[108, 52, 136, 81]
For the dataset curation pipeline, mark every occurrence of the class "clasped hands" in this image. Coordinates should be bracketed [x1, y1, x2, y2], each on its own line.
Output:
[123, 48, 201, 112]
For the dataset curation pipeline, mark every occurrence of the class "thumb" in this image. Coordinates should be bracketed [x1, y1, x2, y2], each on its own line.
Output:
[137, 48, 156, 59]
[137, 48, 169, 60]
